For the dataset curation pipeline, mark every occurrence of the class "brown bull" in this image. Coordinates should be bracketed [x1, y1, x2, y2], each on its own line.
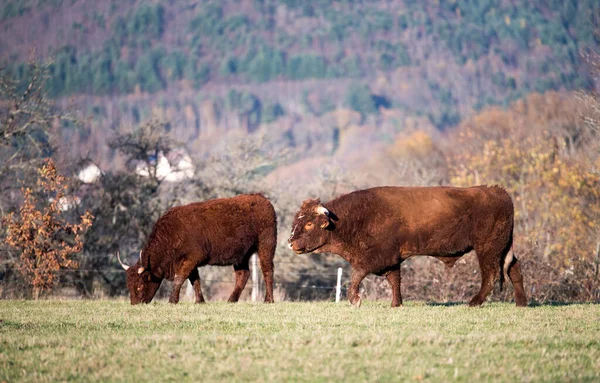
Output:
[288, 186, 527, 307]
[117, 194, 277, 305]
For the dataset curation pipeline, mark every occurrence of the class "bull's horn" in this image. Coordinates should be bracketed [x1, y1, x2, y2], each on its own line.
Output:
[316, 206, 329, 216]
[116, 251, 130, 271]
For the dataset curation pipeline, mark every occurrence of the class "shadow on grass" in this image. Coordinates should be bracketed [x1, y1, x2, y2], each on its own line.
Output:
[526, 300, 599, 307]
[425, 301, 600, 307]
[425, 302, 465, 307]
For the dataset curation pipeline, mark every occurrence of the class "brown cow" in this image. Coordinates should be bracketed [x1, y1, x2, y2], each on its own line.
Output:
[288, 186, 527, 307]
[117, 194, 277, 305]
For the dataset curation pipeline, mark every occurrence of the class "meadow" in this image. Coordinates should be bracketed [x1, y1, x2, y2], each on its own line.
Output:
[0, 300, 599, 382]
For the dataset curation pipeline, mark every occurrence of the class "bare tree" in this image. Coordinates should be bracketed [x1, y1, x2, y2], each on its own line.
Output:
[0, 58, 78, 214]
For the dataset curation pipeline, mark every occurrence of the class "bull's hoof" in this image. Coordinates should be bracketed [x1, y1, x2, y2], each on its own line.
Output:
[264, 298, 274, 304]
[515, 298, 527, 307]
[351, 297, 362, 308]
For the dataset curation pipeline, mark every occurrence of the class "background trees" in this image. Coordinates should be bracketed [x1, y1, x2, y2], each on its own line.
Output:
[0, 1, 599, 302]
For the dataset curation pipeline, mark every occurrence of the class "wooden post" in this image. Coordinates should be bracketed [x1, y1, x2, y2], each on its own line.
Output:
[251, 253, 259, 302]
[336, 267, 343, 303]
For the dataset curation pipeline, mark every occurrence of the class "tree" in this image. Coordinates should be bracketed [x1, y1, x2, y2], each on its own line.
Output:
[345, 82, 376, 117]
[0, 58, 69, 201]
[0, 57, 80, 297]
[3, 159, 93, 298]
[449, 93, 600, 302]
[69, 118, 179, 297]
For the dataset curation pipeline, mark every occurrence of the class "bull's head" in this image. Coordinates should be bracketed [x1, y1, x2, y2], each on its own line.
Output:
[288, 199, 334, 254]
[117, 251, 161, 305]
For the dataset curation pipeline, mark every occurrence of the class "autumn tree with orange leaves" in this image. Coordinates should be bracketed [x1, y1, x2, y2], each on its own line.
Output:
[3, 159, 93, 298]
[449, 92, 600, 302]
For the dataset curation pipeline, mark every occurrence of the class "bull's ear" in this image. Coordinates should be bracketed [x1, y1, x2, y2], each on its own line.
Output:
[137, 267, 145, 274]
[319, 214, 331, 229]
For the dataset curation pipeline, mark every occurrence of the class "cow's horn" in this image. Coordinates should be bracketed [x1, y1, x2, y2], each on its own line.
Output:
[137, 250, 145, 274]
[116, 251, 130, 271]
[316, 205, 329, 216]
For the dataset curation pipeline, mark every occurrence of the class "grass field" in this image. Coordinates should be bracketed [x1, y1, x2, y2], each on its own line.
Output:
[1, 300, 599, 382]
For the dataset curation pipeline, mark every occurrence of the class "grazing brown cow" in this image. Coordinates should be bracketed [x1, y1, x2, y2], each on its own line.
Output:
[288, 186, 527, 307]
[117, 194, 277, 305]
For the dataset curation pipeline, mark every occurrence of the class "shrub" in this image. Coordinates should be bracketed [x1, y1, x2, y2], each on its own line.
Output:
[3, 160, 93, 298]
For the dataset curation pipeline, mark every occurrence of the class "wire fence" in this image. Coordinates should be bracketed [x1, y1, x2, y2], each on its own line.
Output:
[0, 262, 350, 298]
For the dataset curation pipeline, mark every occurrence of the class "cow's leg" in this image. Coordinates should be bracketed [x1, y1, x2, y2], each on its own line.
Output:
[188, 268, 205, 304]
[507, 256, 527, 307]
[258, 256, 274, 303]
[169, 274, 186, 304]
[348, 268, 369, 307]
[257, 226, 276, 303]
[228, 262, 250, 303]
[469, 251, 501, 307]
[385, 268, 402, 308]
[169, 261, 197, 304]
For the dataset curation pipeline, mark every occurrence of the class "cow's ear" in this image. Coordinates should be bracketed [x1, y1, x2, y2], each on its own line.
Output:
[137, 267, 145, 274]
[320, 221, 330, 229]
[320, 216, 331, 229]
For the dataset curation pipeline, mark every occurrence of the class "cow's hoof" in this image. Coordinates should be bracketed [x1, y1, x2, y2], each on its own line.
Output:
[352, 297, 362, 308]
[468, 298, 483, 307]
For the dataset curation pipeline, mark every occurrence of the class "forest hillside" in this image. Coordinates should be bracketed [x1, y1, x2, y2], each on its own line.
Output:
[1, 0, 599, 302]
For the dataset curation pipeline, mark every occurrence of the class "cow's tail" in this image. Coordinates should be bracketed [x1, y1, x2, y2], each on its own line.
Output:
[499, 228, 514, 293]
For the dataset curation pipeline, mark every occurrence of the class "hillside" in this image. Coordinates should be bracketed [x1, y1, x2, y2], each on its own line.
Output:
[1, 0, 598, 133]
[1, 1, 600, 302]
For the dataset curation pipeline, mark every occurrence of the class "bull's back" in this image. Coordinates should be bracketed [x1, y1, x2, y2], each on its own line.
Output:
[371, 185, 512, 224]
[333, 186, 513, 256]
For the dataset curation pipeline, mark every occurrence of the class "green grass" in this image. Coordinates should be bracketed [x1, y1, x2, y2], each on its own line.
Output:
[1, 300, 599, 382]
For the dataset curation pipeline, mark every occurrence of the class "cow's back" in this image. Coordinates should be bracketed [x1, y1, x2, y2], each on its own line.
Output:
[146, 194, 276, 270]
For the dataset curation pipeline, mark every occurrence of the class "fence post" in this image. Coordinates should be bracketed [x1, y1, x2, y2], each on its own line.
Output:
[336, 267, 343, 303]
[184, 279, 194, 301]
[251, 253, 259, 302]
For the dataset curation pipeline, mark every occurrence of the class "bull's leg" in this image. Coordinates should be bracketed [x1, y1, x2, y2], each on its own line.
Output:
[169, 274, 186, 304]
[385, 268, 402, 308]
[348, 268, 369, 308]
[188, 268, 205, 304]
[507, 256, 527, 307]
[228, 263, 250, 303]
[469, 252, 500, 307]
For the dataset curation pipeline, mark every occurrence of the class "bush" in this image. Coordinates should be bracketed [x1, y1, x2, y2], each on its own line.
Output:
[3, 160, 93, 298]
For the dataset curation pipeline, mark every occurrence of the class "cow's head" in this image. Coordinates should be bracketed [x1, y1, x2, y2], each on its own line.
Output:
[288, 199, 335, 254]
[117, 251, 161, 305]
